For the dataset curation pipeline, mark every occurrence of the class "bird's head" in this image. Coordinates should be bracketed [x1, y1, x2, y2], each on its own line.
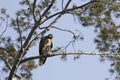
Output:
[48, 34, 53, 39]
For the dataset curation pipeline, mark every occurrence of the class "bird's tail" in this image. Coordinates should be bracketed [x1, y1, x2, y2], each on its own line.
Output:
[39, 57, 47, 66]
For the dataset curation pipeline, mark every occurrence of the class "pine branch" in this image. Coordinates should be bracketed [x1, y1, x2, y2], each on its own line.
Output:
[0, 47, 15, 59]
[0, 56, 22, 79]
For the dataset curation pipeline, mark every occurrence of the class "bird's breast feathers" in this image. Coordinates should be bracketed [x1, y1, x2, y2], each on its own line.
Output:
[46, 39, 52, 46]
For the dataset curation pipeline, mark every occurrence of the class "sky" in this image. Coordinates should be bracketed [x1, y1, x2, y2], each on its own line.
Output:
[0, 0, 116, 80]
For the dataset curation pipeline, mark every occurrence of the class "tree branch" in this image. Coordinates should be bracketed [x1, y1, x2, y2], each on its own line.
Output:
[26, 0, 37, 21]
[16, 17, 23, 50]
[20, 52, 118, 64]
[0, 16, 8, 39]
[25, 14, 63, 55]
[32, 0, 37, 21]
[41, 0, 97, 24]
[0, 55, 11, 70]
[8, 1, 96, 79]
[42, 0, 56, 17]
[23, 0, 73, 58]
[64, 0, 71, 10]
[8, 1, 62, 79]
[62, 0, 64, 10]
[53, 26, 76, 37]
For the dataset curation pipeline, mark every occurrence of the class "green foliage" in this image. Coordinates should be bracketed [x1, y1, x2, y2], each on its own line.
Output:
[72, 0, 120, 78]
[95, 26, 120, 52]
[20, 60, 37, 79]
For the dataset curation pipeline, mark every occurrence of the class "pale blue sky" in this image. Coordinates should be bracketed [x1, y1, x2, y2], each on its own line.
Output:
[0, 0, 115, 80]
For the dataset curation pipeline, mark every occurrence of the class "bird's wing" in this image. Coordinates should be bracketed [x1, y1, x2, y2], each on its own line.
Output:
[51, 41, 53, 48]
[39, 37, 45, 55]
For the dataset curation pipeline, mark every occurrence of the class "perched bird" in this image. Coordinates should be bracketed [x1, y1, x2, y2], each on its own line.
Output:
[39, 34, 53, 66]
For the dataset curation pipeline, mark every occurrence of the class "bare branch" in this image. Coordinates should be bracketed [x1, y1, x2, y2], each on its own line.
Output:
[16, 17, 23, 50]
[0, 56, 11, 70]
[0, 16, 8, 38]
[39, 26, 76, 37]
[64, 40, 75, 51]
[62, 0, 64, 10]
[42, 0, 56, 17]
[33, 0, 37, 21]
[53, 26, 76, 37]
[64, 0, 72, 10]
[26, 0, 37, 21]
[20, 52, 119, 64]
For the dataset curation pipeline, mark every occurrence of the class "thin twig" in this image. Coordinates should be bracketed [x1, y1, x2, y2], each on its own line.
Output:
[0, 56, 11, 70]
[62, 0, 64, 10]
[39, 26, 76, 37]
[26, 0, 37, 21]
[33, 0, 37, 21]
[42, 0, 55, 17]
[53, 26, 76, 37]
[64, 40, 75, 51]
[16, 17, 23, 50]
[0, 16, 8, 38]
[64, 0, 71, 10]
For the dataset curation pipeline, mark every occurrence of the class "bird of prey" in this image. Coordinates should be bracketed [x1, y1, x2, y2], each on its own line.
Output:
[39, 34, 53, 66]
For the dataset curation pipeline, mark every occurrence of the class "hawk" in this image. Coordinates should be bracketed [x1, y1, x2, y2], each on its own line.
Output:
[39, 34, 53, 66]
